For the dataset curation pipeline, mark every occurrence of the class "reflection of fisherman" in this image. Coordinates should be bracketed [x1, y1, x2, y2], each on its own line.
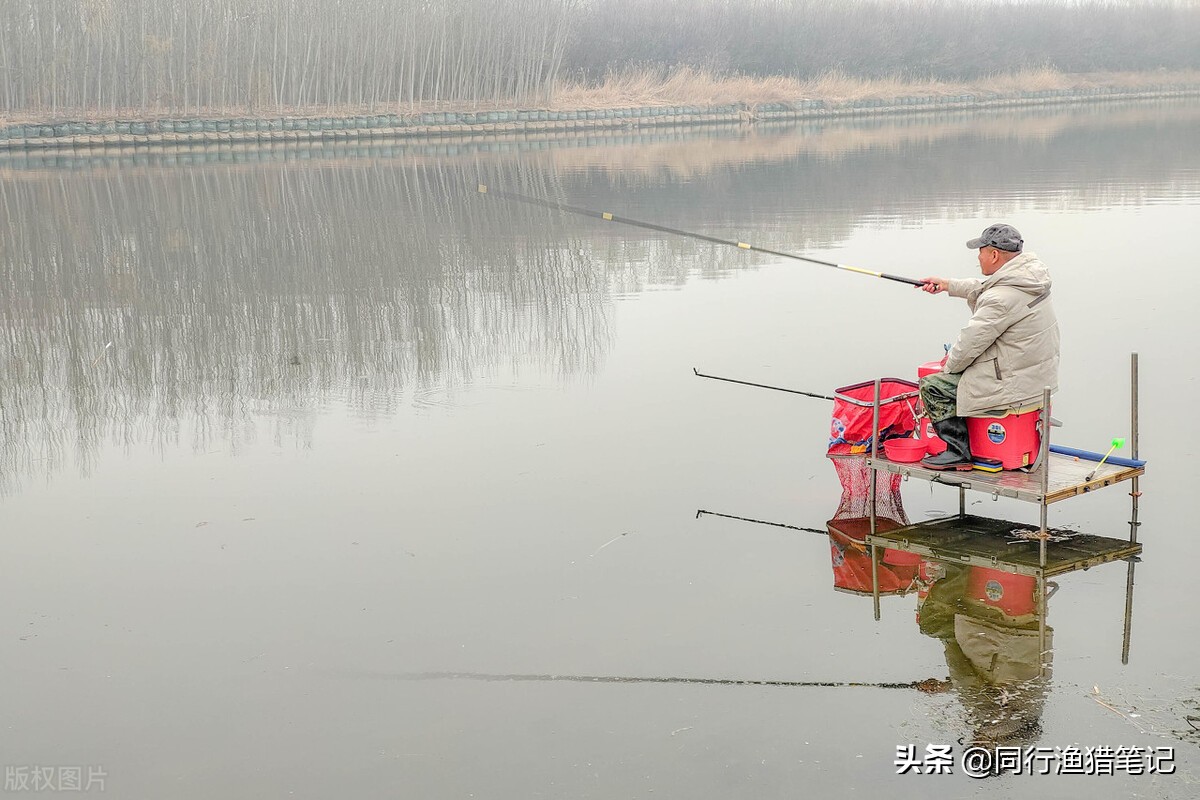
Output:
[915, 561, 1051, 750]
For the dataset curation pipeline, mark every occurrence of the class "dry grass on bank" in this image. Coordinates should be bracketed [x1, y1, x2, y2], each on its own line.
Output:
[4, 68, 1200, 127]
[551, 67, 1200, 108]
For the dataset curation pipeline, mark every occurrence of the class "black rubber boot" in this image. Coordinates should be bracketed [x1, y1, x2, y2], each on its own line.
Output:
[921, 417, 974, 471]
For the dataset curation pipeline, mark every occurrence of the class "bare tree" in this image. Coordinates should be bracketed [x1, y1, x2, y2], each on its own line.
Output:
[1, 0, 1197, 119]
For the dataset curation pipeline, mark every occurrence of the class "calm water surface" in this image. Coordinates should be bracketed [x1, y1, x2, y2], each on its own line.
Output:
[2, 100, 1199, 798]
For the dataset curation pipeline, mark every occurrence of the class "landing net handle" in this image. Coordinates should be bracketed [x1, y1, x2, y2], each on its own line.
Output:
[833, 378, 920, 408]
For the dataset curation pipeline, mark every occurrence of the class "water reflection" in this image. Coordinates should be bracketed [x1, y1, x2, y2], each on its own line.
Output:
[818, 454, 1151, 758]
[3, 100, 1200, 493]
[0, 161, 614, 492]
[819, 456, 1049, 749]
[912, 559, 1050, 750]
[400, 453, 1135, 761]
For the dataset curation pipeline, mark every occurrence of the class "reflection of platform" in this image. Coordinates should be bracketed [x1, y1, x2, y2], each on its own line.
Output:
[825, 516, 903, 541]
[864, 451, 1143, 504]
[861, 514, 1142, 577]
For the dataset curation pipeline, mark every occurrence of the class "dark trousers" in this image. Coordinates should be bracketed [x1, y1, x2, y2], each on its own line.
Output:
[919, 371, 961, 424]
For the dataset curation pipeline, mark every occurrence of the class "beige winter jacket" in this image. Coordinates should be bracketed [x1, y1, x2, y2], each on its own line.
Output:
[944, 251, 1060, 417]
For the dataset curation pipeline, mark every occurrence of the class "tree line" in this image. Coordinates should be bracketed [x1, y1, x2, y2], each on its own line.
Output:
[0, 0, 1197, 118]
[566, 0, 1200, 81]
[0, 0, 577, 116]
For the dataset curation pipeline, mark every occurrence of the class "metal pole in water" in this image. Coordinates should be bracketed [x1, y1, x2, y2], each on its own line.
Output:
[1123, 352, 1140, 663]
[1039, 386, 1052, 569]
[1121, 558, 1136, 664]
[871, 540, 881, 622]
[1129, 352, 1140, 544]
[1038, 571, 1048, 679]
[871, 378, 882, 622]
[869, 379, 881, 537]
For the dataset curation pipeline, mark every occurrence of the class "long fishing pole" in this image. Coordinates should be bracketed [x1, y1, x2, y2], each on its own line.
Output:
[693, 367, 835, 401]
[696, 508, 827, 536]
[477, 184, 925, 287]
[401, 671, 934, 690]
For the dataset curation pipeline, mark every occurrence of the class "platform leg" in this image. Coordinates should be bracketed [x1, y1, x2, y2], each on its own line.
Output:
[869, 379, 881, 537]
[1038, 386, 1052, 569]
[959, 486, 966, 518]
[1121, 557, 1136, 665]
[1129, 352, 1140, 545]
[1039, 505, 1048, 568]
[870, 541, 881, 621]
[1037, 571, 1049, 678]
[869, 379, 882, 621]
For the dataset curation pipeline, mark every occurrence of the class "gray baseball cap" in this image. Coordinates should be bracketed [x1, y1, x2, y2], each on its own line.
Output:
[966, 223, 1023, 252]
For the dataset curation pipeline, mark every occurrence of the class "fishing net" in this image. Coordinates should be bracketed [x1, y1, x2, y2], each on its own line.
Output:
[827, 378, 919, 455]
[825, 455, 914, 595]
[827, 526, 919, 594]
[829, 454, 909, 528]
[821, 377, 919, 595]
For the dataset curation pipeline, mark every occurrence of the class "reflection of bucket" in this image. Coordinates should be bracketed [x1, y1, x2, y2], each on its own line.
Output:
[967, 566, 1037, 617]
[883, 548, 922, 567]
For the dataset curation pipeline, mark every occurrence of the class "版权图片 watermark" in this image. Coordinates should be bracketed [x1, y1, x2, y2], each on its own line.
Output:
[4, 765, 106, 793]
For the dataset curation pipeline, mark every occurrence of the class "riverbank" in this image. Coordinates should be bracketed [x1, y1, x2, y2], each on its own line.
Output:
[3, 70, 1199, 151]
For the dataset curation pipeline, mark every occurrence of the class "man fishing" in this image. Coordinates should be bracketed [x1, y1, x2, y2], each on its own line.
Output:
[915, 224, 1060, 470]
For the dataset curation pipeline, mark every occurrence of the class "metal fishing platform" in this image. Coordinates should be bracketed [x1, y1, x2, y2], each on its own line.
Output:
[865, 450, 1143, 504]
[856, 514, 1141, 578]
[855, 352, 1145, 647]
[859, 352, 1144, 570]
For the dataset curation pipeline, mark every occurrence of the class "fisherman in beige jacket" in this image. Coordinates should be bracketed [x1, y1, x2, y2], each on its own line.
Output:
[916, 224, 1060, 470]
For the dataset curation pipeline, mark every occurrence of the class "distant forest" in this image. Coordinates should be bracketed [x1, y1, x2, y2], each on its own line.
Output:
[1, 0, 1198, 117]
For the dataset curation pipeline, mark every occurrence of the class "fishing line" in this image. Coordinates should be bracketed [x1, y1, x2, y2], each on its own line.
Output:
[477, 184, 925, 287]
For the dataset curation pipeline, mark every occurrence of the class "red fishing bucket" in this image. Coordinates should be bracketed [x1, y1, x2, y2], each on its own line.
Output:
[967, 410, 1042, 470]
[915, 359, 948, 455]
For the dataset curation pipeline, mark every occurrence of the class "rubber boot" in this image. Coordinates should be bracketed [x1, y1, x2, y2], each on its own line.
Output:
[920, 417, 974, 471]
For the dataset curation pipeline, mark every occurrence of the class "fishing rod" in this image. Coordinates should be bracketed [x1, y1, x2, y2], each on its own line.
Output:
[477, 184, 925, 287]
[401, 671, 932, 690]
[693, 367, 835, 401]
[696, 508, 827, 536]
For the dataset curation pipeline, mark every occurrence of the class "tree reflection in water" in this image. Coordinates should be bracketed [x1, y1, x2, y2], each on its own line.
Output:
[3, 101, 1200, 493]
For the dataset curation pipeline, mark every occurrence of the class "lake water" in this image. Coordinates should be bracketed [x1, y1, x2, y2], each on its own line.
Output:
[2, 100, 1199, 798]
